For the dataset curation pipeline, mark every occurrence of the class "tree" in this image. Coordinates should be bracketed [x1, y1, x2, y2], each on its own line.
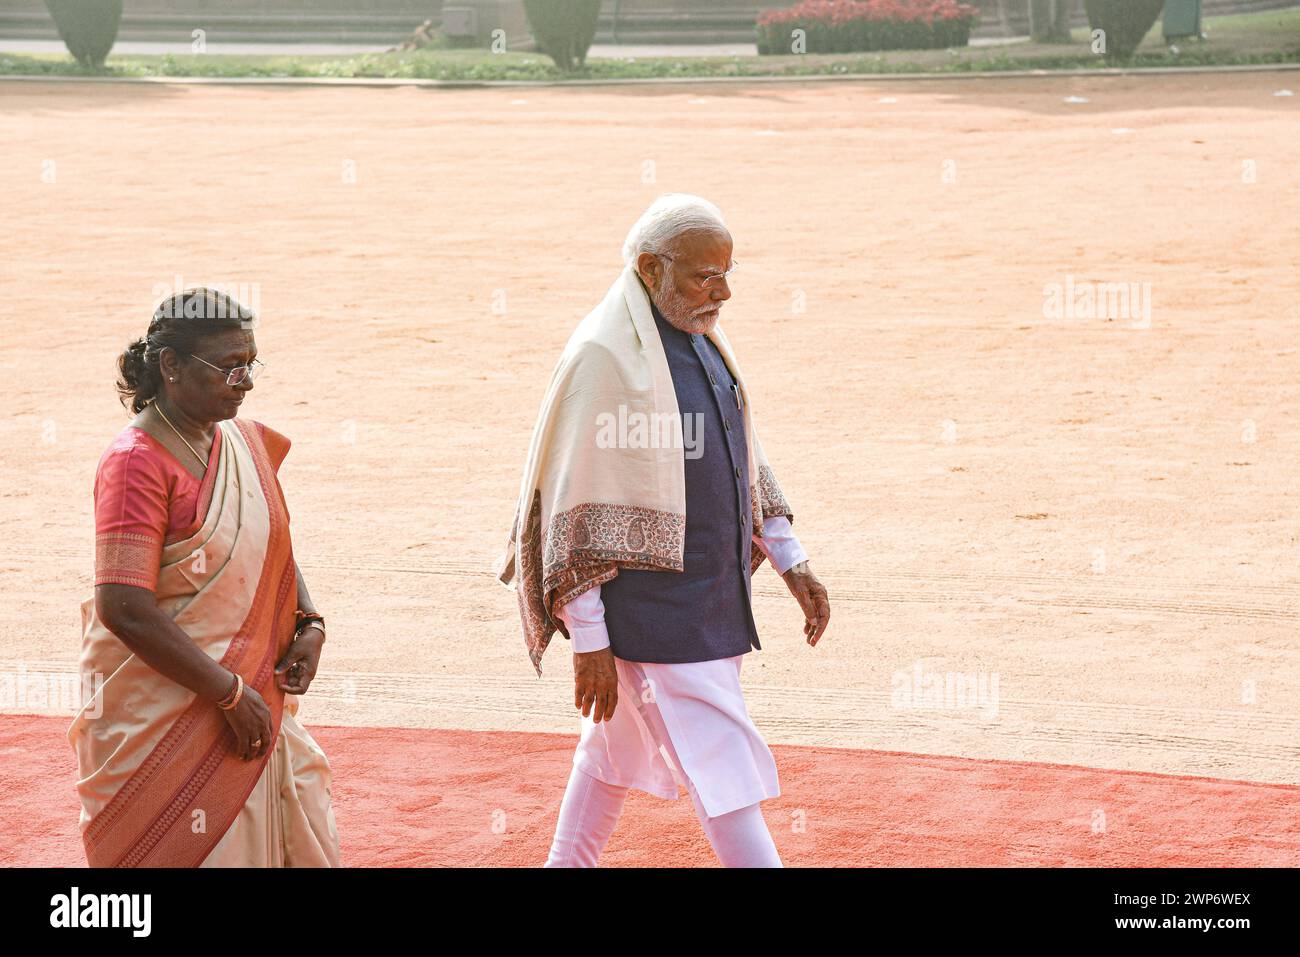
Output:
[45, 0, 123, 69]
[522, 0, 601, 73]
[1029, 0, 1074, 44]
[994, 0, 1014, 38]
[1083, 0, 1165, 61]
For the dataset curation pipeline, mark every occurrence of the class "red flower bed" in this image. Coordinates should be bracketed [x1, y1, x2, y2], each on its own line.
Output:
[757, 0, 980, 54]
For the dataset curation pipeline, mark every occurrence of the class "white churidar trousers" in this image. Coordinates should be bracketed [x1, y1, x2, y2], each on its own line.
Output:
[544, 653, 782, 867]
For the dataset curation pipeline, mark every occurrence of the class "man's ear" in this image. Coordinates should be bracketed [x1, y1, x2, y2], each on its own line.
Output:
[635, 252, 662, 293]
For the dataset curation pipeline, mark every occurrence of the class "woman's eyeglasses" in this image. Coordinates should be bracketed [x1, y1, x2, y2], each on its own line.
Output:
[189, 353, 267, 386]
[657, 253, 739, 290]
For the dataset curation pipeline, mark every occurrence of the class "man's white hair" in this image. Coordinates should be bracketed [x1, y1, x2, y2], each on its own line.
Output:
[621, 193, 729, 267]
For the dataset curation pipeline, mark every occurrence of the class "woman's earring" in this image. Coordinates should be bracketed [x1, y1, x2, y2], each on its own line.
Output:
[169, 377, 176, 382]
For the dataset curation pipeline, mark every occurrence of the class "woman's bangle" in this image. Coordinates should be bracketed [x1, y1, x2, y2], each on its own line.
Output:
[295, 610, 324, 632]
[295, 609, 325, 641]
[217, 673, 244, 711]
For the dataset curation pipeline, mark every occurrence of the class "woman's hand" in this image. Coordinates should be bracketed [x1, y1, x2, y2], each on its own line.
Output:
[220, 682, 273, 761]
[574, 647, 618, 723]
[275, 626, 323, 694]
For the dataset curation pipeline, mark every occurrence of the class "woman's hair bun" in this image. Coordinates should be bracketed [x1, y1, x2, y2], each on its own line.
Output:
[116, 336, 159, 414]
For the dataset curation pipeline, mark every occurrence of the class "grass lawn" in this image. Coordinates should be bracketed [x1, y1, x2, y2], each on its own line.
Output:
[2, 8, 1298, 81]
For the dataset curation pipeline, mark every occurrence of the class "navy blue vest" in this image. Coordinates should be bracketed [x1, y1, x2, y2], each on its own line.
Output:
[599, 296, 761, 663]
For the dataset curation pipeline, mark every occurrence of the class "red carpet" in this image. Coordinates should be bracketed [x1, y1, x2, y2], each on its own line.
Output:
[5, 714, 1297, 867]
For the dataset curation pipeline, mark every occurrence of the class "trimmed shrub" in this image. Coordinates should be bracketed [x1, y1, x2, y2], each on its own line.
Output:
[757, 0, 980, 55]
[522, 0, 600, 72]
[1083, 0, 1166, 61]
[45, 0, 123, 69]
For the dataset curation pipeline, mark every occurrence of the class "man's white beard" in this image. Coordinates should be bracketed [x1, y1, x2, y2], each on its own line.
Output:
[654, 279, 720, 335]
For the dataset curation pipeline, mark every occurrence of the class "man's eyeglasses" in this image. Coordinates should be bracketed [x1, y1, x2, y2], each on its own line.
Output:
[657, 254, 739, 290]
[189, 353, 266, 386]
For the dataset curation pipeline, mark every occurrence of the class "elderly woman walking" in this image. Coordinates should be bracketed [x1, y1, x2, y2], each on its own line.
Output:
[70, 287, 340, 867]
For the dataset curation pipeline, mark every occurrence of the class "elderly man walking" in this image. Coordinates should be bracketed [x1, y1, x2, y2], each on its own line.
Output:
[496, 193, 830, 867]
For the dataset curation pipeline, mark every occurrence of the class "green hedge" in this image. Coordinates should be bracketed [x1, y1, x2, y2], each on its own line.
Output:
[522, 0, 600, 72]
[45, 0, 123, 69]
[1083, 0, 1167, 61]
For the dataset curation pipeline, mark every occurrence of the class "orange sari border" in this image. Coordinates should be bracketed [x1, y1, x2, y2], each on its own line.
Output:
[82, 419, 297, 868]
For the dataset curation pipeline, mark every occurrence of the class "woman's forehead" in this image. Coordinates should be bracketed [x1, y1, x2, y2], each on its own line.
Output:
[207, 330, 257, 359]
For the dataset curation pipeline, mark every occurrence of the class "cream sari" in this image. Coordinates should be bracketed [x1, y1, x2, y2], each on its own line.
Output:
[69, 417, 339, 867]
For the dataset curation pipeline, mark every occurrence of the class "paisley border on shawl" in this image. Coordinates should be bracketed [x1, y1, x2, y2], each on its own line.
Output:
[514, 491, 686, 677]
[543, 500, 684, 575]
[512, 474, 789, 675]
[750, 464, 795, 576]
[756, 463, 792, 521]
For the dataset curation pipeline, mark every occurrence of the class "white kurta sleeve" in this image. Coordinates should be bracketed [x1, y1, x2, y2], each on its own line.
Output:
[556, 585, 611, 653]
[752, 514, 807, 575]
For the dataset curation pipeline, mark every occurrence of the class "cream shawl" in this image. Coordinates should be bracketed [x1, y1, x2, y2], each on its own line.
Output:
[495, 262, 794, 677]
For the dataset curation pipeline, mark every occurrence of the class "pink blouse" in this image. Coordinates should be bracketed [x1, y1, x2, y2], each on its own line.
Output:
[93, 420, 289, 591]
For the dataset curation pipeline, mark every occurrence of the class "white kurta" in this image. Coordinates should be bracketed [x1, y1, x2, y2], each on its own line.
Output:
[572, 653, 780, 818]
[557, 515, 805, 819]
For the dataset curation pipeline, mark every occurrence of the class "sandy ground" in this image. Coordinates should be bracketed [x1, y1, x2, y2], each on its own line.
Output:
[1, 74, 1298, 793]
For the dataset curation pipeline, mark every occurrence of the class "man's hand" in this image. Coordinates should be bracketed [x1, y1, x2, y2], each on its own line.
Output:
[781, 560, 830, 646]
[574, 646, 619, 722]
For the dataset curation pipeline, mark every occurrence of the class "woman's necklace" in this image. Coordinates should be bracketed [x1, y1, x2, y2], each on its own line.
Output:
[153, 400, 209, 474]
